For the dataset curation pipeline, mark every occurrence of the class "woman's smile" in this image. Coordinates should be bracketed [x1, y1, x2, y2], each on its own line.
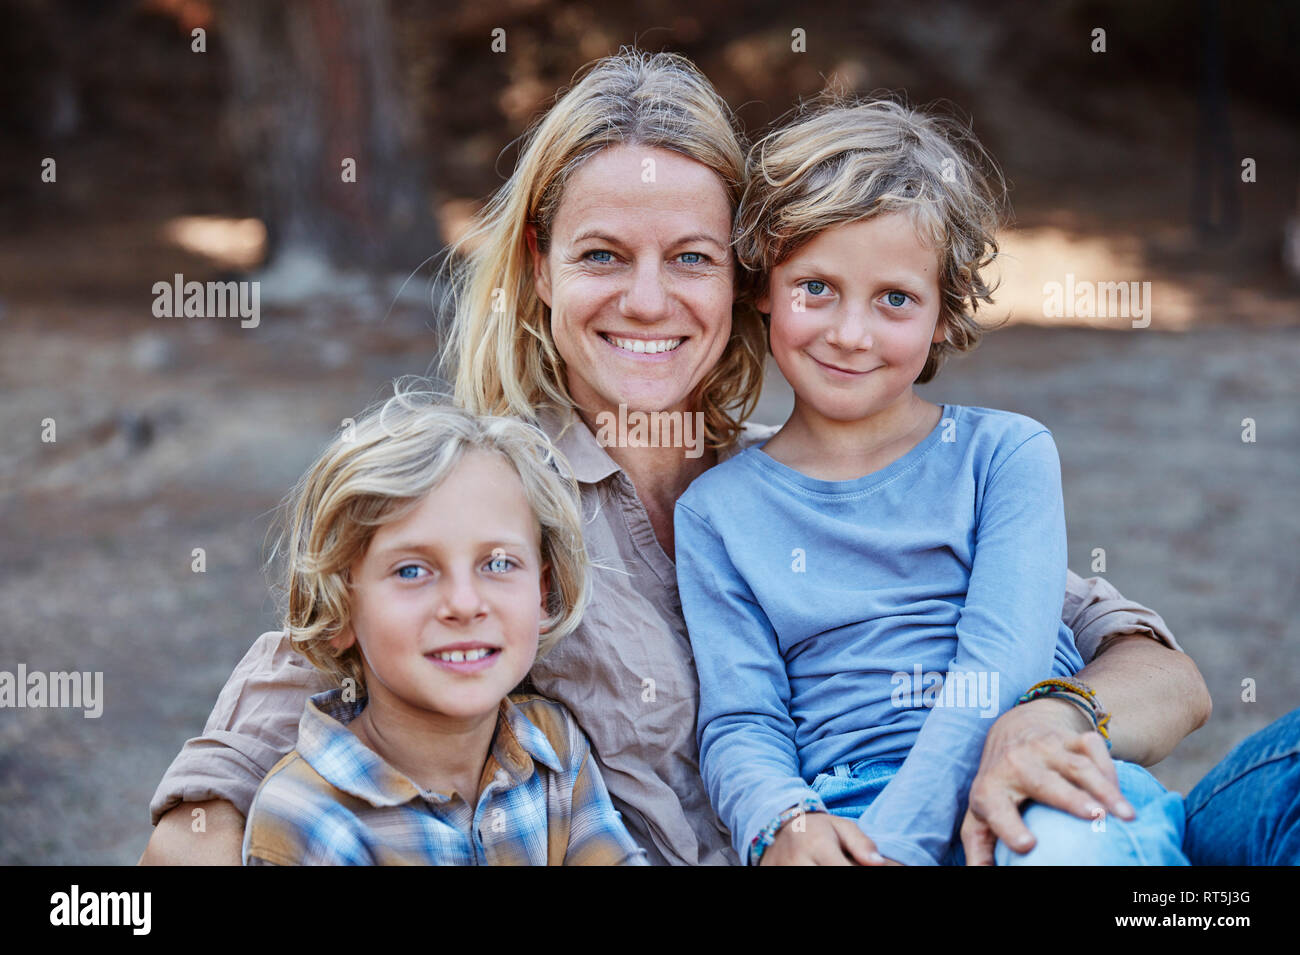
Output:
[599, 332, 687, 358]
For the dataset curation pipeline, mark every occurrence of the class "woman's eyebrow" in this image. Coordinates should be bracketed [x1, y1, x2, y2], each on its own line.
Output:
[569, 229, 626, 246]
[670, 232, 728, 249]
[569, 229, 726, 249]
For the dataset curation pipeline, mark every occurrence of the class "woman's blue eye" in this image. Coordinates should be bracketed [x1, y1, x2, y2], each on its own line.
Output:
[397, 565, 424, 580]
[805, 280, 827, 296]
[886, 291, 909, 307]
[679, 252, 704, 265]
[587, 250, 613, 263]
[486, 556, 513, 574]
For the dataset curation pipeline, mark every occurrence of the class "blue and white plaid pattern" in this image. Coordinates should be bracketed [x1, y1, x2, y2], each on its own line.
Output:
[242, 689, 647, 865]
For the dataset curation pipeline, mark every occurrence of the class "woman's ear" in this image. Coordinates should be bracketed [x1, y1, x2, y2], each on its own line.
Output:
[526, 224, 552, 308]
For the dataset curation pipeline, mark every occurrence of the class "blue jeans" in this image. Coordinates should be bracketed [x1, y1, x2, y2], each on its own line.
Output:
[812, 755, 1189, 865]
[1183, 706, 1300, 865]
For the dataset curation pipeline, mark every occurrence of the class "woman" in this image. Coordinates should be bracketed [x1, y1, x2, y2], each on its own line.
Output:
[142, 48, 1215, 866]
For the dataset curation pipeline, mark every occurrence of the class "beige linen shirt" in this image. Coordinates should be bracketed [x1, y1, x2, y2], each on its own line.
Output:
[149, 406, 1182, 865]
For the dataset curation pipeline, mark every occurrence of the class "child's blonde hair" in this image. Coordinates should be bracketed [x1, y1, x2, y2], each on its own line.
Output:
[735, 96, 1007, 383]
[270, 379, 591, 693]
[442, 47, 767, 449]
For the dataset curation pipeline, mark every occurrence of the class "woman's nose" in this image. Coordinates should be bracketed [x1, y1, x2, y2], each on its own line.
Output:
[619, 259, 672, 322]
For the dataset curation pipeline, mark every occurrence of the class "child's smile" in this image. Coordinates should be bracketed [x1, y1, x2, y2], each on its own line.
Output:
[425, 642, 503, 673]
[807, 353, 880, 378]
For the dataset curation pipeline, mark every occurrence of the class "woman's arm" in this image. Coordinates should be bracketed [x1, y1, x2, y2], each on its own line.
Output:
[139, 799, 244, 865]
[1081, 630, 1211, 764]
[139, 630, 329, 864]
[961, 631, 1210, 864]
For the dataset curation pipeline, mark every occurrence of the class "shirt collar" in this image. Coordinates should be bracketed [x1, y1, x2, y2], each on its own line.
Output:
[536, 404, 621, 486]
[495, 694, 566, 779]
[298, 689, 565, 808]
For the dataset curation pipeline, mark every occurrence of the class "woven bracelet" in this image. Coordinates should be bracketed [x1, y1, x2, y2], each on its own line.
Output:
[1017, 679, 1112, 748]
[750, 797, 823, 866]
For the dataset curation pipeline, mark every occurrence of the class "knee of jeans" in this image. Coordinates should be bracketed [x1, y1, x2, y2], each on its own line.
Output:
[995, 804, 1112, 865]
[995, 799, 1188, 866]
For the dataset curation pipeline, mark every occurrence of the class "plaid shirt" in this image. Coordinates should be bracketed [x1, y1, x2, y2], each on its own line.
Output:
[242, 689, 647, 866]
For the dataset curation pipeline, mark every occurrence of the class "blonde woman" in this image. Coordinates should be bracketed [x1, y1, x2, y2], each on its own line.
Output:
[142, 49, 1211, 866]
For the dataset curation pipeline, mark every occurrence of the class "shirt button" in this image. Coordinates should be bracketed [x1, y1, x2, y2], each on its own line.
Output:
[495, 770, 510, 787]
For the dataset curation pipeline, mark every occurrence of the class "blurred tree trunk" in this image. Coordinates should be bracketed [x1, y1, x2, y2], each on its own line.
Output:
[219, 0, 432, 272]
[1191, 0, 1238, 238]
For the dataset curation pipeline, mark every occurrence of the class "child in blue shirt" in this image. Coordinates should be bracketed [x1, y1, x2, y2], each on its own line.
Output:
[674, 100, 1188, 866]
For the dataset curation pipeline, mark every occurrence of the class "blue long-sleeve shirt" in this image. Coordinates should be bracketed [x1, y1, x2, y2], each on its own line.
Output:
[674, 404, 1085, 866]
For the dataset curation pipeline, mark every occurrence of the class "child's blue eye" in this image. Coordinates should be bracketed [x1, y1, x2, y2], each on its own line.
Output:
[886, 291, 909, 307]
[396, 565, 425, 580]
[805, 280, 827, 296]
[486, 555, 514, 574]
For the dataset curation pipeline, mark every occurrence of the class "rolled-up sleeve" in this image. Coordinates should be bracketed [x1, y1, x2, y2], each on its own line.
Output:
[1063, 572, 1183, 663]
[149, 631, 331, 824]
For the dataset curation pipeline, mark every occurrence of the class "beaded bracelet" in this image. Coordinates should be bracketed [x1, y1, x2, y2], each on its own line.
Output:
[750, 797, 823, 866]
[1017, 677, 1112, 748]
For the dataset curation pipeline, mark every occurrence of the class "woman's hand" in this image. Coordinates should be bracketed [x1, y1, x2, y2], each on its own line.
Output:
[760, 811, 900, 865]
[960, 697, 1136, 865]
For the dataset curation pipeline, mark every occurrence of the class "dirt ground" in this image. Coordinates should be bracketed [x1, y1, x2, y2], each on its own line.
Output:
[2, 289, 1297, 863]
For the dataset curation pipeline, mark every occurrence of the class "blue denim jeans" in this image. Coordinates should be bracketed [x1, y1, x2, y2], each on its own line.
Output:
[1183, 706, 1300, 865]
[812, 755, 1190, 865]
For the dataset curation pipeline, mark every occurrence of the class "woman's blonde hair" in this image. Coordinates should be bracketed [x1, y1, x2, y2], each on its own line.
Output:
[270, 379, 591, 693]
[443, 47, 767, 449]
[734, 96, 1008, 383]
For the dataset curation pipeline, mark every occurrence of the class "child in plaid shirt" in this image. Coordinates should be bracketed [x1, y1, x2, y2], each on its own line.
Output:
[242, 384, 646, 865]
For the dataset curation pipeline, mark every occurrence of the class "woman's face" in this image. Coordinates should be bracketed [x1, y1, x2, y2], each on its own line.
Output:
[530, 144, 735, 418]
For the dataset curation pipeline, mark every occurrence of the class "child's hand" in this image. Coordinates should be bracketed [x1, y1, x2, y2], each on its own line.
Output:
[761, 812, 896, 866]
